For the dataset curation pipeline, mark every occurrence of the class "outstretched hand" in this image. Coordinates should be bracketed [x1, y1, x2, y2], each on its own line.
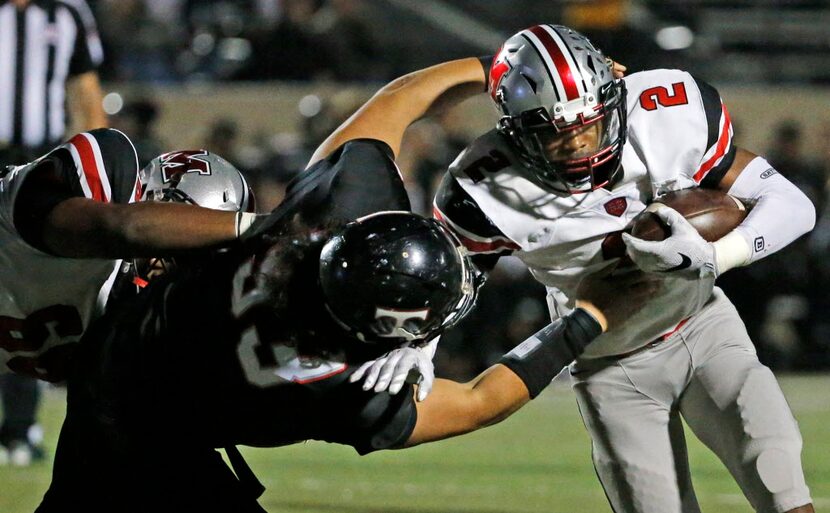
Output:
[350, 344, 436, 402]
[607, 58, 627, 79]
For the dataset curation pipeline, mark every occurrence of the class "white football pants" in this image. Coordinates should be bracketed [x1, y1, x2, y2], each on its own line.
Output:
[569, 288, 812, 513]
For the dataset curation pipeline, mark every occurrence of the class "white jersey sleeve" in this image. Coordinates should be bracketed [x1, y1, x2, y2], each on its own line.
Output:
[0, 128, 140, 250]
[0, 129, 139, 380]
[623, 69, 735, 194]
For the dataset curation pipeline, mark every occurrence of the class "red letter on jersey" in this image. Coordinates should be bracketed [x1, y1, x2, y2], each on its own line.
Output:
[639, 83, 689, 111]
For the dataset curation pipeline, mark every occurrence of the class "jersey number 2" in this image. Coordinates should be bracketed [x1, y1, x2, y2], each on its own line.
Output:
[639, 83, 688, 111]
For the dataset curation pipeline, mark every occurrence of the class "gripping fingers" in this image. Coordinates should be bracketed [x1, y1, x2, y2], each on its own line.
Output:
[387, 354, 417, 395]
[373, 351, 406, 393]
[349, 360, 374, 383]
[360, 356, 389, 391]
[652, 206, 696, 235]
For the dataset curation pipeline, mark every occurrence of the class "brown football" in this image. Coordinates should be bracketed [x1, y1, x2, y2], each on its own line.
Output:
[628, 188, 747, 242]
[600, 188, 747, 261]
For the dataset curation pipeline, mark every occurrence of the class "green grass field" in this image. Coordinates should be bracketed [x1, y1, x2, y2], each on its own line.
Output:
[2, 374, 829, 513]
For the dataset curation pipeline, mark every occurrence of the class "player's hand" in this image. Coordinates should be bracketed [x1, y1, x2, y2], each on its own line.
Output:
[607, 58, 627, 79]
[349, 344, 436, 402]
[621, 205, 717, 279]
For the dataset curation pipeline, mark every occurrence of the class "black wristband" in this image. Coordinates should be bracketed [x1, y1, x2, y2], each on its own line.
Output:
[498, 308, 603, 399]
[477, 55, 494, 90]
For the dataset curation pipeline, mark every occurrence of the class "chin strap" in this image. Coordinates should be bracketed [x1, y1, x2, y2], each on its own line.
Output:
[224, 445, 266, 505]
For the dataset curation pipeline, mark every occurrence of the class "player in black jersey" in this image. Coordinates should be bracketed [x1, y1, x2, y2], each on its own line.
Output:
[37, 57, 661, 513]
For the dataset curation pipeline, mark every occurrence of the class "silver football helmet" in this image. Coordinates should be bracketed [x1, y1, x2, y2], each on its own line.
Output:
[132, 150, 255, 286]
[491, 24, 627, 194]
[140, 150, 255, 212]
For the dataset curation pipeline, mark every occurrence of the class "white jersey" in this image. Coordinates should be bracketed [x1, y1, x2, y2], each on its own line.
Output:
[0, 129, 140, 380]
[435, 69, 735, 358]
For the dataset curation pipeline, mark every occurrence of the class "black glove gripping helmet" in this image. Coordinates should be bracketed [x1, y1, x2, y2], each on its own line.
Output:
[319, 211, 477, 347]
[491, 24, 627, 194]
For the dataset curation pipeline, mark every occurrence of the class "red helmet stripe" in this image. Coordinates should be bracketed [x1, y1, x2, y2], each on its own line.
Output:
[528, 25, 580, 101]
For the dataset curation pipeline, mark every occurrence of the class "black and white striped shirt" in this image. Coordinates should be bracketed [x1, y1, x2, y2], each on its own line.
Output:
[0, 0, 103, 150]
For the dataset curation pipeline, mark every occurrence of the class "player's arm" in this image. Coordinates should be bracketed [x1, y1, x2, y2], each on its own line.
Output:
[707, 147, 816, 271]
[433, 172, 519, 275]
[403, 270, 661, 446]
[625, 76, 815, 278]
[67, 71, 108, 132]
[625, 146, 816, 279]
[12, 129, 252, 259]
[308, 57, 487, 166]
[41, 199, 240, 258]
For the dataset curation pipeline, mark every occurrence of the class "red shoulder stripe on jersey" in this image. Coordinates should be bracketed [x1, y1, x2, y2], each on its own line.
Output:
[693, 103, 733, 183]
[528, 25, 579, 101]
[68, 133, 111, 202]
[434, 206, 520, 255]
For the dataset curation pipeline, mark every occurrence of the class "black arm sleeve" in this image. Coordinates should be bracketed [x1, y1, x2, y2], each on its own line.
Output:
[314, 376, 418, 455]
[498, 309, 603, 398]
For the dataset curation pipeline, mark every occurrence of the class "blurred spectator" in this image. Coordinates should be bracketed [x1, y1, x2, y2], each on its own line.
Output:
[235, 0, 386, 81]
[765, 121, 825, 211]
[97, 0, 181, 82]
[236, 0, 329, 81]
[110, 98, 165, 167]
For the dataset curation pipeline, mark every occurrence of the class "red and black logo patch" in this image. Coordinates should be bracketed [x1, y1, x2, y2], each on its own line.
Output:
[159, 150, 212, 184]
[604, 197, 628, 217]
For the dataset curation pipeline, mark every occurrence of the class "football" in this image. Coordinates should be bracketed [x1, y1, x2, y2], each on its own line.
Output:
[628, 188, 748, 242]
[601, 188, 747, 261]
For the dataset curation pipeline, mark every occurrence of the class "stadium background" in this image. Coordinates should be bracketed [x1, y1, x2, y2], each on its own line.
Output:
[3, 0, 830, 511]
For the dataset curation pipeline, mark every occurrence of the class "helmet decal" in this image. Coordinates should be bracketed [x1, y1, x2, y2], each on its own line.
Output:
[159, 150, 212, 183]
[489, 46, 510, 102]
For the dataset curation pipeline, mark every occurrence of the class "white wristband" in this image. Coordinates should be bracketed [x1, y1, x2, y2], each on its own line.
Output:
[235, 212, 258, 238]
[712, 230, 752, 275]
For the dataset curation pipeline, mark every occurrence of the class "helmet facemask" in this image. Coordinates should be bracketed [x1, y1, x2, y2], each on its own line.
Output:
[318, 212, 479, 350]
[499, 79, 627, 194]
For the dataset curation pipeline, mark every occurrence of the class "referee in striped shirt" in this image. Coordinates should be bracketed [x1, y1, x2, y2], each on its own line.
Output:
[0, 0, 107, 164]
[0, 0, 107, 467]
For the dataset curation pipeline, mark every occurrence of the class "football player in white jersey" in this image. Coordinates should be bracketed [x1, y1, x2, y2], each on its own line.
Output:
[411, 25, 816, 513]
[0, 128, 259, 462]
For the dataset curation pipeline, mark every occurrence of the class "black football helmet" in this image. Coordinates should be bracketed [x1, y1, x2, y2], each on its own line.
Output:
[319, 211, 477, 346]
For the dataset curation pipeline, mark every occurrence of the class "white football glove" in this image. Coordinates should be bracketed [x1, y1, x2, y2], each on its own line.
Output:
[622, 205, 717, 279]
[349, 341, 436, 402]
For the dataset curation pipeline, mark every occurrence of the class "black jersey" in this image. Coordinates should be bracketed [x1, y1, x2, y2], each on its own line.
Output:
[243, 138, 410, 240]
[78, 138, 416, 453]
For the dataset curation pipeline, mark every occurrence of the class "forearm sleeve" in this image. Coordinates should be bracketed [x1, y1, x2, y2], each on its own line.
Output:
[498, 308, 602, 399]
[722, 157, 816, 268]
